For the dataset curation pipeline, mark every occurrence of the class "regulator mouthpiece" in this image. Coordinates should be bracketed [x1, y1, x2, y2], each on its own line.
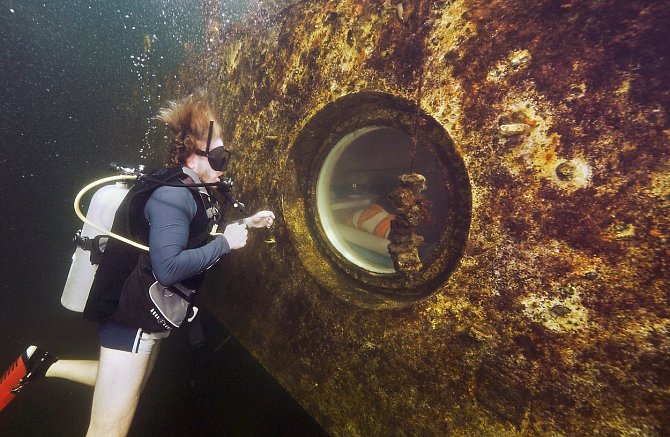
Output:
[217, 177, 246, 214]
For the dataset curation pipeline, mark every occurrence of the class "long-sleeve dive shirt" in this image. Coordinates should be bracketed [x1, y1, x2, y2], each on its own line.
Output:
[144, 185, 230, 286]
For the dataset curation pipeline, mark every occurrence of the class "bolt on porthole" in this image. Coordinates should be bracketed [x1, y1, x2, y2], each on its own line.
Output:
[316, 126, 449, 275]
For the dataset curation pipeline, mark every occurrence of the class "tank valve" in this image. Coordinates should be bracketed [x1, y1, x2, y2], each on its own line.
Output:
[109, 162, 146, 176]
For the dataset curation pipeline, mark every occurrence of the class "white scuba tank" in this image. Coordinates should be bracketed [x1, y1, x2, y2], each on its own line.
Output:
[61, 182, 130, 312]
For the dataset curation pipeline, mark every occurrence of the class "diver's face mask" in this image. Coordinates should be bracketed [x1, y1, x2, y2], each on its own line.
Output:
[194, 121, 231, 172]
[195, 141, 231, 172]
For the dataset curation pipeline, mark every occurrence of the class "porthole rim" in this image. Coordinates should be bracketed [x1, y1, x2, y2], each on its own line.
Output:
[284, 91, 472, 309]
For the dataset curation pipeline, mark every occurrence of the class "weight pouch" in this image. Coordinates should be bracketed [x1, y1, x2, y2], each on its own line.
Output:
[110, 254, 198, 332]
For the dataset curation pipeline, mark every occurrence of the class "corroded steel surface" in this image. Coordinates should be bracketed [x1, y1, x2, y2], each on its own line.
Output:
[176, 0, 669, 435]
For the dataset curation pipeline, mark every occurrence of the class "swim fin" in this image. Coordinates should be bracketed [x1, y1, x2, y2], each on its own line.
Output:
[0, 346, 56, 412]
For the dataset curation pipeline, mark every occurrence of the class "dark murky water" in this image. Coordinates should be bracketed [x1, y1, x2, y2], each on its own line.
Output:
[0, 1, 325, 435]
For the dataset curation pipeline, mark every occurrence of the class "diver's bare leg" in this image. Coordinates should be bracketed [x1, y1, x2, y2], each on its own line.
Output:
[45, 360, 98, 386]
[141, 342, 160, 391]
[86, 346, 152, 437]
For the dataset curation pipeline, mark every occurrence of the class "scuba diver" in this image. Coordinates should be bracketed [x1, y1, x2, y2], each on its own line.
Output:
[0, 91, 275, 436]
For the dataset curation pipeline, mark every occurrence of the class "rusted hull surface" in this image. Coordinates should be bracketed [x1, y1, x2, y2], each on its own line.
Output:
[178, 0, 669, 435]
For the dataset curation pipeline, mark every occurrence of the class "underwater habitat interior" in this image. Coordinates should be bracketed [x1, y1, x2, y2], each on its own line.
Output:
[1, 0, 669, 436]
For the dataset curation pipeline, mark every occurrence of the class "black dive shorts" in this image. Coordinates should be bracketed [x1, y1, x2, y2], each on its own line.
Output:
[98, 320, 170, 355]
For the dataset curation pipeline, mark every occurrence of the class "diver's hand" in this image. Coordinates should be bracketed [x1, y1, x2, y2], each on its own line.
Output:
[244, 210, 275, 229]
[223, 222, 248, 249]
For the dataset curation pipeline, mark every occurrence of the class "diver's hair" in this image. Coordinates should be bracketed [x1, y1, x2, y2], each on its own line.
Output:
[156, 90, 221, 167]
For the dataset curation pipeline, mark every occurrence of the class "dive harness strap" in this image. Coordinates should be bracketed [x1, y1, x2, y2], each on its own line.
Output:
[73, 231, 107, 265]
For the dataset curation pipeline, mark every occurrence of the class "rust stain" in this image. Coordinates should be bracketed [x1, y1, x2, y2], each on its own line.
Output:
[171, 0, 670, 435]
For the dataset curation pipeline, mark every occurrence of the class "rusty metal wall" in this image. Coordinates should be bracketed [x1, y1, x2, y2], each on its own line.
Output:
[175, 0, 669, 435]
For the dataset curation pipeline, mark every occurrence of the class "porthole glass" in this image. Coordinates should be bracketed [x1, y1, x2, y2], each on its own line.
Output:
[316, 126, 449, 274]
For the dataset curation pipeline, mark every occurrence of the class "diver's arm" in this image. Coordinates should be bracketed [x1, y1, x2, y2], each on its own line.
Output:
[145, 186, 230, 286]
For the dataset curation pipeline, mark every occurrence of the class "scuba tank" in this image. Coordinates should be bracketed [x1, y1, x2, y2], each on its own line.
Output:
[61, 181, 130, 312]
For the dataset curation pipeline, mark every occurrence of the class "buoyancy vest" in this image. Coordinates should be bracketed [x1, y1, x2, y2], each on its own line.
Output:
[83, 167, 212, 322]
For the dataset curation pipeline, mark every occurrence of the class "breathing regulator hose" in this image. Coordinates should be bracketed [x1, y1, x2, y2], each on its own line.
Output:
[73, 174, 150, 251]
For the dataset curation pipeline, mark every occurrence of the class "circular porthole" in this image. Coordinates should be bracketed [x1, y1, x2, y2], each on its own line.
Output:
[315, 126, 449, 274]
[285, 92, 471, 309]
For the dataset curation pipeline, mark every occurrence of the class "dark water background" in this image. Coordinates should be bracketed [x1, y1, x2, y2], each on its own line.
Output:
[0, 1, 325, 435]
